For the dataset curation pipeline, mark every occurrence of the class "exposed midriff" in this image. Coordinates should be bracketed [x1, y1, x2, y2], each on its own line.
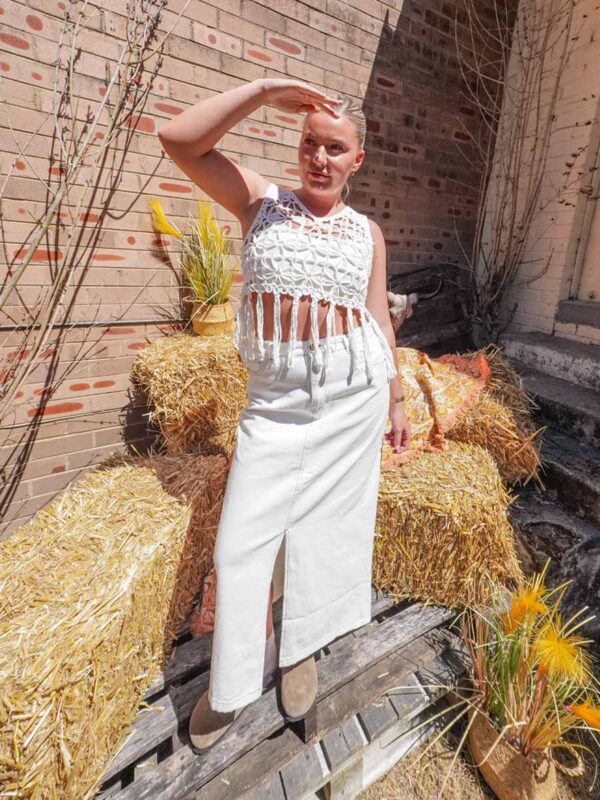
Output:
[248, 291, 365, 342]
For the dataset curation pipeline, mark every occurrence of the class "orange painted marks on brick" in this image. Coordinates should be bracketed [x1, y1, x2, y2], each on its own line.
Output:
[267, 36, 302, 56]
[13, 247, 62, 262]
[208, 33, 217, 44]
[105, 326, 135, 334]
[31, 71, 42, 80]
[58, 1, 66, 8]
[263, 129, 277, 137]
[159, 181, 192, 194]
[247, 49, 272, 63]
[128, 341, 147, 350]
[126, 115, 155, 134]
[70, 382, 90, 391]
[154, 102, 184, 116]
[232, 273, 243, 285]
[93, 379, 115, 388]
[41, 348, 55, 359]
[127, 236, 136, 245]
[284, 167, 300, 176]
[80, 212, 99, 223]
[0, 61, 10, 72]
[95, 132, 104, 140]
[26, 15, 43, 31]
[91, 253, 126, 262]
[0, 32, 30, 50]
[99, 86, 107, 96]
[275, 115, 298, 125]
[51, 465, 66, 473]
[15, 391, 24, 399]
[18, 207, 25, 214]
[50, 166, 66, 177]
[28, 401, 83, 418]
[249, 126, 260, 133]
[15, 160, 26, 170]
[33, 387, 54, 397]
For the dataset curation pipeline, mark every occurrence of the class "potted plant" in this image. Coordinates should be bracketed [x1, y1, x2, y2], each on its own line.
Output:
[149, 197, 236, 336]
[385, 566, 600, 797]
[460, 566, 599, 800]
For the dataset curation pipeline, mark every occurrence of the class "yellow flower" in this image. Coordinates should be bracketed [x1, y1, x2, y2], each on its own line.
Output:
[533, 617, 590, 683]
[149, 198, 183, 239]
[566, 698, 600, 730]
[502, 586, 546, 633]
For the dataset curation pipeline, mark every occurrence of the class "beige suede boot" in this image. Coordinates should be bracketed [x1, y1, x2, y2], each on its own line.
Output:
[189, 632, 278, 754]
[188, 690, 243, 754]
[280, 654, 318, 722]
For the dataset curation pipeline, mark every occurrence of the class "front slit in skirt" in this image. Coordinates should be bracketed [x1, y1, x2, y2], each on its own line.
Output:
[208, 320, 391, 712]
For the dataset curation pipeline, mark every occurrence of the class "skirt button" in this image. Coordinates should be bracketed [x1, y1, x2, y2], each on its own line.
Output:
[309, 343, 315, 350]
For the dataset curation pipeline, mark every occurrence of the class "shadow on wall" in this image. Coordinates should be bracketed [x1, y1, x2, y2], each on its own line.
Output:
[354, 1, 516, 352]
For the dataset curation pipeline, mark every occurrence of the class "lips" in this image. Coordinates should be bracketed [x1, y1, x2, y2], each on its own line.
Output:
[309, 171, 328, 180]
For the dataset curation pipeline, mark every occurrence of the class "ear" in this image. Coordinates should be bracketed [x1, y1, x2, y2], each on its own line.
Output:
[352, 148, 366, 173]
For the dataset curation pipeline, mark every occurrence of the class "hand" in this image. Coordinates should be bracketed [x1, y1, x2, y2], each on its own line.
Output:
[259, 78, 343, 117]
[384, 404, 411, 454]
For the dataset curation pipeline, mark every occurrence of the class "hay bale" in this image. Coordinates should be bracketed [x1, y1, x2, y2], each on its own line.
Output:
[374, 440, 522, 607]
[0, 454, 228, 800]
[131, 332, 247, 457]
[444, 345, 544, 485]
[447, 392, 543, 485]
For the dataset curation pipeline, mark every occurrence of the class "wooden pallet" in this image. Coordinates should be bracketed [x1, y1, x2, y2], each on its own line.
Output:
[95, 591, 460, 800]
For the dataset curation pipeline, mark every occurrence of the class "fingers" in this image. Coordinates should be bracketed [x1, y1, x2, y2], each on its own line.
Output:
[299, 85, 343, 117]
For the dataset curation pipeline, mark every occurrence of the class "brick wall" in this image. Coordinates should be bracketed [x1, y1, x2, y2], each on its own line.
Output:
[494, 0, 600, 346]
[1, 0, 491, 538]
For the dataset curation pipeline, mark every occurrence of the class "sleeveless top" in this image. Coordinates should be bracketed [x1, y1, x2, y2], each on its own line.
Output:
[232, 182, 398, 384]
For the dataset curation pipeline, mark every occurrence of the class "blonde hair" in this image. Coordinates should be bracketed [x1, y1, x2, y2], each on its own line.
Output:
[335, 95, 366, 203]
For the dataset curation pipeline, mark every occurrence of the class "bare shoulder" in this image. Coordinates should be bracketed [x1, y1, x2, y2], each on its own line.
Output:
[366, 217, 385, 249]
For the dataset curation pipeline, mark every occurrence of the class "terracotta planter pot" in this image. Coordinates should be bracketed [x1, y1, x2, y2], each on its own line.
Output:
[468, 709, 557, 800]
[190, 299, 234, 337]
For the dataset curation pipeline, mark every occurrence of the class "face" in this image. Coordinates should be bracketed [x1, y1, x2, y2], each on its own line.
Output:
[298, 110, 365, 200]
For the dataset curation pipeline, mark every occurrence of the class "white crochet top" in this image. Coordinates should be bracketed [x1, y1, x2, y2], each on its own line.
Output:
[233, 182, 398, 383]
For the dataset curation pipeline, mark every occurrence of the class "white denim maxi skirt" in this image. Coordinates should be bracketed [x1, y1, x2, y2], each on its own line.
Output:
[207, 320, 391, 712]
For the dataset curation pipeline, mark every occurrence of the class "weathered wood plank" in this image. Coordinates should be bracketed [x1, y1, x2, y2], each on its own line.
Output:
[417, 653, 460, 700]
[357, 696, 398, 742]
[386, 672, 428, 720]
[314, 629, 449, 739]
[107, 605, 451, 800]
[238, 775, 286, 800]
[104, 672, 209, 782]
[320, 716, 364, 772]
[194, 727, 303, 800]
[279, 743, 326, 800]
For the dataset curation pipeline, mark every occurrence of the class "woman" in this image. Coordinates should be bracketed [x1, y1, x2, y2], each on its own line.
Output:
[157, 78, 411, 752]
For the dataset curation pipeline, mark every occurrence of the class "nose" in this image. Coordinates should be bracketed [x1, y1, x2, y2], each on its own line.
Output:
[313, 146, 327, 165]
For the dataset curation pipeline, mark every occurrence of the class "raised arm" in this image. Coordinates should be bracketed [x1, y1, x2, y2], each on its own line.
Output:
[157, 78, 342, 227]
